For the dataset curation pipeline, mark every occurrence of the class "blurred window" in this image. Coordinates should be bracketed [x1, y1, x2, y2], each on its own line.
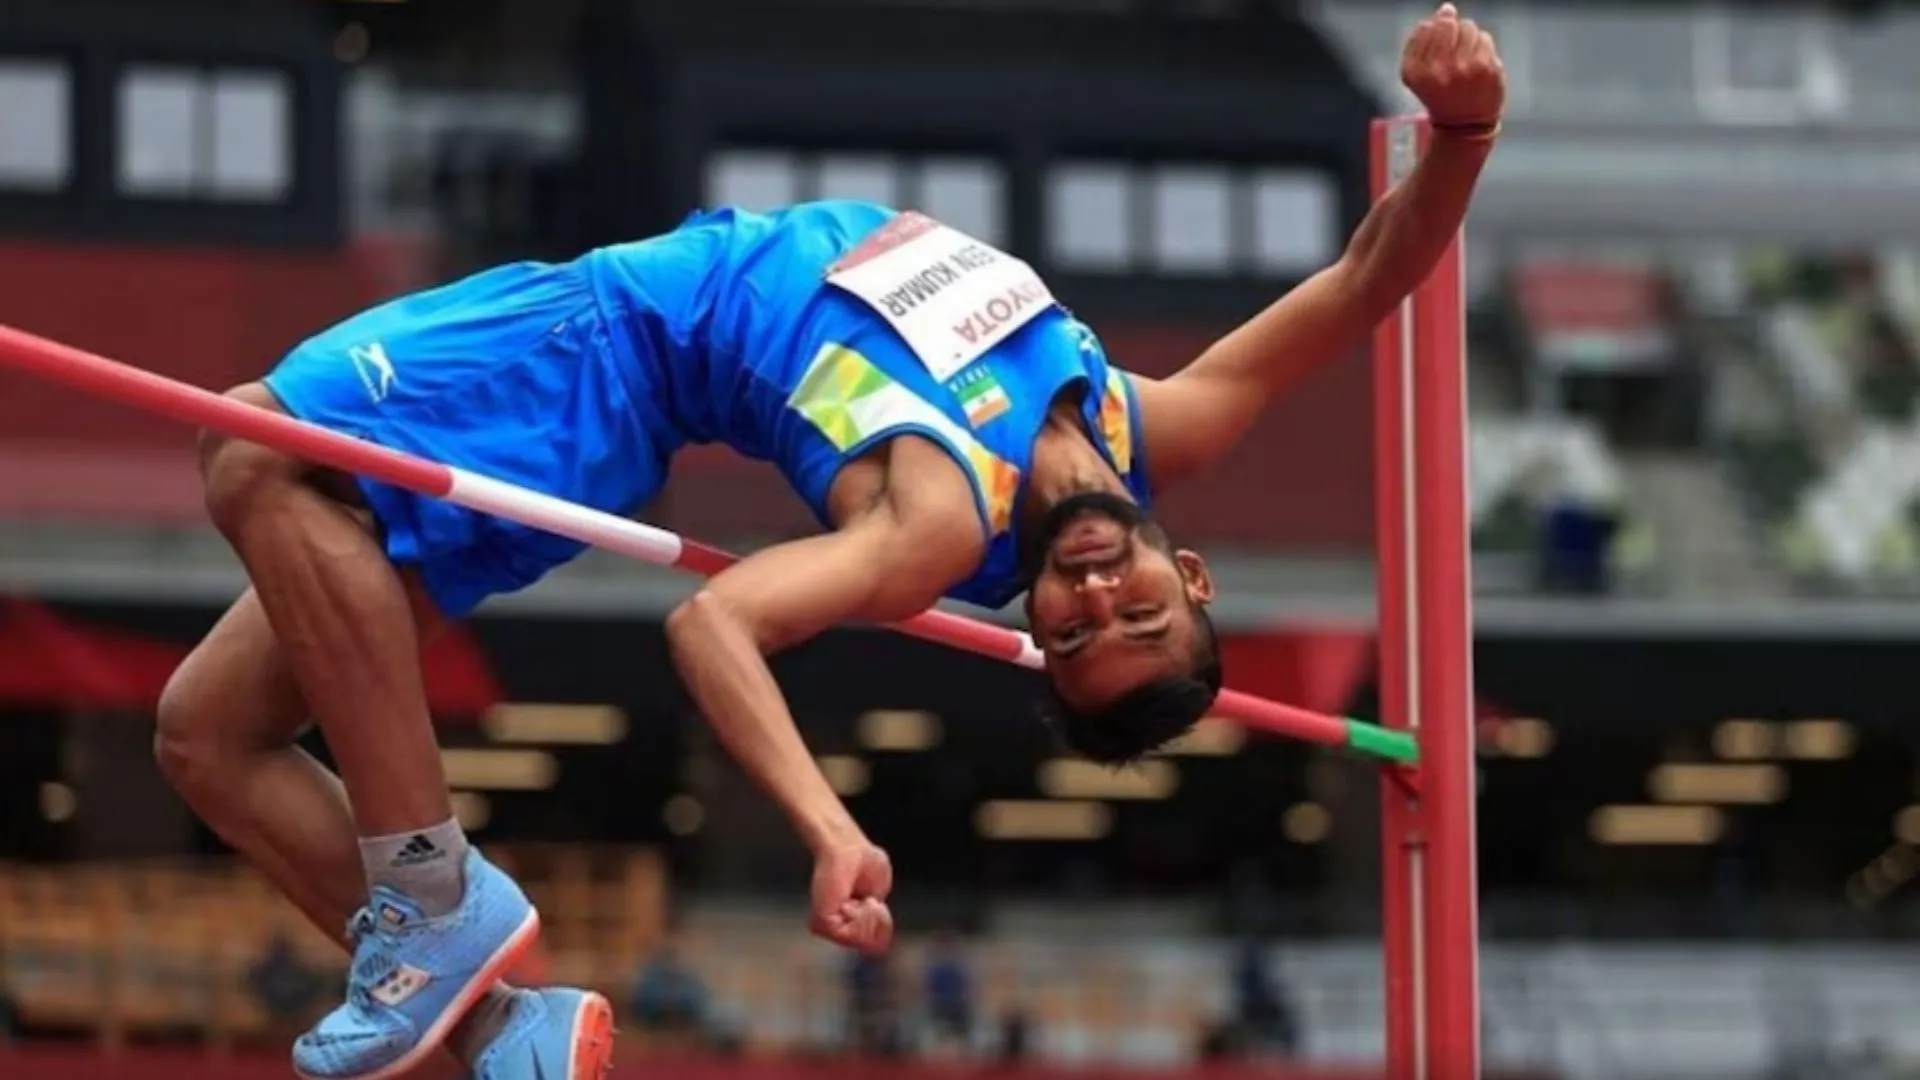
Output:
[705, 148, 1008, 247]
[118, 66, 292, 202]
[921, 158, 1004, 247]
[818, 153, 899, 208]
[705, 149, 801, 211]
[0, 58, 71, 192]
[1048, 160, 1134, 271]
[1149, 163, 1232, 274]
[1250, 168, 1336, 275]
[1050, 158, 1338, 277]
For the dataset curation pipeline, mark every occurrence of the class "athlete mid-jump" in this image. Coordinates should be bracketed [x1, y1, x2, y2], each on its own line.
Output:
[152, 7, 1503, 1078]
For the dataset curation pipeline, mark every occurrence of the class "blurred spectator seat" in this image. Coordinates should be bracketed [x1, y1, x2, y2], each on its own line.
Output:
[629, 939, 711, 1040]
[244, 932, 327, 1042]
[1784, 426, 1920, 579]
[1232, 938, 1300, 1056]
[0, 847, 663, 1048]
[845, 951, 903, 1057]
[1734, 250, 1920, 585]
[1471, 419, 1621, 542]
[1468, 417, 1647, 588]
[491, 843, 667, 994]
[17, 864, 1920, 1076]
[920, 932, 975, 1056]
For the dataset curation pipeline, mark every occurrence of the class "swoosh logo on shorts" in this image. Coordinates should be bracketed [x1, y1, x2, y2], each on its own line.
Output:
[349, 342, 397, 403]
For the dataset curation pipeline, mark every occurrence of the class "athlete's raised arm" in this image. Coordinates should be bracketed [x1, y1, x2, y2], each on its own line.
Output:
[664, 487, 981, 954]
[1131, 3, 1504, 487]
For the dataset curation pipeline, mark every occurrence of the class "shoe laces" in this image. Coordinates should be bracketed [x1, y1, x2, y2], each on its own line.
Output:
[341, 906, 401, 1012]
[345, 907, 378, 947]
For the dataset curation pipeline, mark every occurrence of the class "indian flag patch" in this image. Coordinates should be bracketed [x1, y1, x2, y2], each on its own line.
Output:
[954, 368, 1011, 428]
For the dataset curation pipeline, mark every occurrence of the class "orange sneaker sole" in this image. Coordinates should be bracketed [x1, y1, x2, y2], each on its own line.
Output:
[567, 991, 618, 1080]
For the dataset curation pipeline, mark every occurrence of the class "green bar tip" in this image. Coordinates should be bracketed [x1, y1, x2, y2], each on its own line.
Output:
[1344, 718, 1419, 764]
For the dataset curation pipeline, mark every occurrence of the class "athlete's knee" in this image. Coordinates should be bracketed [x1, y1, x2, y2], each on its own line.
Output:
[154, 664, 217, 792]
[154, 649, 282, 795]
[200, 383, 302, 533]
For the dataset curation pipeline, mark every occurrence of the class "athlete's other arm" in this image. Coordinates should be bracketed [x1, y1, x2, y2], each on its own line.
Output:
[664, 490, 981, 955]
[1131, 3, 1504, 485]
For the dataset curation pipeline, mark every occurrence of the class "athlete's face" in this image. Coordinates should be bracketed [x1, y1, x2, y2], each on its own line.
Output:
[1023, 493, 1215, 710]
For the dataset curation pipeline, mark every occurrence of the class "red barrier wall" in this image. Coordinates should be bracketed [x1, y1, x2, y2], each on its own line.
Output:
[0, 237, 436, 522]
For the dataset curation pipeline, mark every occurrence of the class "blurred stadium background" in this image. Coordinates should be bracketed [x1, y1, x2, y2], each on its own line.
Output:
[5, 0, 1920, 1078]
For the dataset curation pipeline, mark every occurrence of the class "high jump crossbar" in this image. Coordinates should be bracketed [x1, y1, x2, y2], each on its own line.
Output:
[0, 327, 1414, 765]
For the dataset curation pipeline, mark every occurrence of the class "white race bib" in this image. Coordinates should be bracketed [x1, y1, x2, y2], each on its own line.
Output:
[827, 212, 1056, 382]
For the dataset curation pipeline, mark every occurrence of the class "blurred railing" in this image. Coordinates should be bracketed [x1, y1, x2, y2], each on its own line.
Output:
[0, 855, 1246, 1063]
[12, 857, 1920, 1077]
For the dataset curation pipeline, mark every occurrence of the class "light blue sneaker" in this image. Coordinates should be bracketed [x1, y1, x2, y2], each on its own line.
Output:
[471, 988, 617, 1080]
[293, 848, 542, 1080]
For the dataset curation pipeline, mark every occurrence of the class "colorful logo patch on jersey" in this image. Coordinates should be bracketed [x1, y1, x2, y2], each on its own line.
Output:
[790, 343, 1022, 533]
[953, 368, 1011, 428]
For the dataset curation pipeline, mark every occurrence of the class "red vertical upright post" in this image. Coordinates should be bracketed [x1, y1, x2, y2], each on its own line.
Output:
[1369, 117, 1421, 1080]
[1371, 114, 1481, 1080]
[1409, 138, 1482, 1077]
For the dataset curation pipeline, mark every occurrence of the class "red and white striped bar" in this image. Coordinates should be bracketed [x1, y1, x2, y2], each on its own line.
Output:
[0, 322, 1350, 748]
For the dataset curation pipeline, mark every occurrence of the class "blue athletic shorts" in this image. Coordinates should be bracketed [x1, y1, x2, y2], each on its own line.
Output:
[263, 259, 684, 619]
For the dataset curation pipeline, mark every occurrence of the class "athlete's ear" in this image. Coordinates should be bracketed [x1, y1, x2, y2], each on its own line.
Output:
[1174, 550, 1214, 604]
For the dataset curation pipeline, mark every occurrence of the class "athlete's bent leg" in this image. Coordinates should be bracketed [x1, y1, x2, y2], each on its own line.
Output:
[155, 587, 369, 937]
[156, 586, 494, 1064]
[196, 383, 540, 1080]
[199, 385, 452, 839]
[157, 584, 617, 1077]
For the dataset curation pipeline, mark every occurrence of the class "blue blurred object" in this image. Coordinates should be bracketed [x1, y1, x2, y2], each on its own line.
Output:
[1538, 496, 1619, 595]
[630, 947, 710, 1032]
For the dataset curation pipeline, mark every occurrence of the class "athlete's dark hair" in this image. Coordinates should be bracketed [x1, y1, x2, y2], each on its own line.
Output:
[1040, 602, 1223, 765]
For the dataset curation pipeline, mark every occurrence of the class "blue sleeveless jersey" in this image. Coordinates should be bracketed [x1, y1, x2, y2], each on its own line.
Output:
[582, 200, 1153, 609]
